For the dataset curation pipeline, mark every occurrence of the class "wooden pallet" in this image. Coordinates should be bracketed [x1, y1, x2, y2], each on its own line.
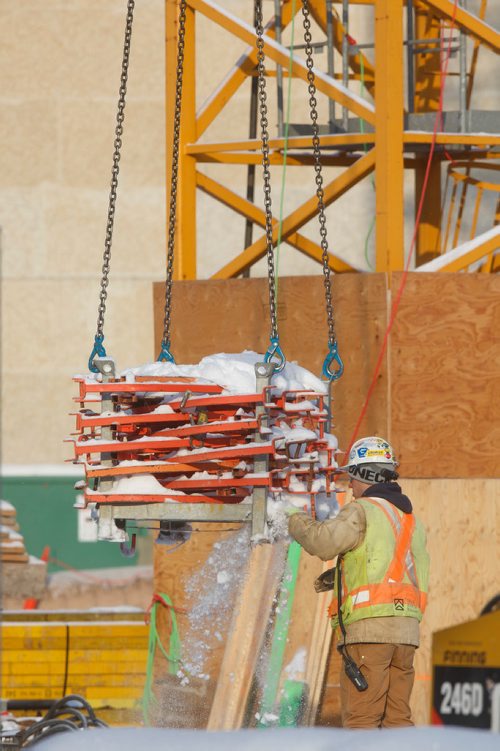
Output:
[0, 505, 29, 563]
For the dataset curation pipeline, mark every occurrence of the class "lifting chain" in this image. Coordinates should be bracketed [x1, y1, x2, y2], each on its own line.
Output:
[159, 0, 188, 364]
[255, 0, 286, 373]
[301, 0, 343, 382]
[89, 0, 136, 373]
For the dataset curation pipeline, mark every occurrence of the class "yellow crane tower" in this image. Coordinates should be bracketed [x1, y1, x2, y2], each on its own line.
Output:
[165, 0, 500, 279]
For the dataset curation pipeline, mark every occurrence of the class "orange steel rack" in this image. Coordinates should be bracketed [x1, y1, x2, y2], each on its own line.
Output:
[70, 359, 338, 543]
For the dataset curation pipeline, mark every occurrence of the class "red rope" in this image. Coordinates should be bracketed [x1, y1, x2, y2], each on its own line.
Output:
[145, 593, 187, 624]
[343, 1, 459, 462]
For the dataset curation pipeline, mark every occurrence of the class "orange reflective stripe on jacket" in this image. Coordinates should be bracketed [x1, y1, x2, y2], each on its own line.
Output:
[327, 497, 427, 621]
[383, 507, 415, 584]
[348, 582, 427, 612]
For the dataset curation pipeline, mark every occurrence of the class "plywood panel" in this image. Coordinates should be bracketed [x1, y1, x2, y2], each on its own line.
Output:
[153, 274, 389, 451]
[330, 274, 389, 451]
[207, 542, 286, 729]
[390, 273, 500, 477]
[403, 478, 500, 725]
[153, 522, 248, 725]
[150, 277, 500, 726]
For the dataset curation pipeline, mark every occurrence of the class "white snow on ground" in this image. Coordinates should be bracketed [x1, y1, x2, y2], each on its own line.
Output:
[35, 726, 500, 750]
[121, 352, 327, 395]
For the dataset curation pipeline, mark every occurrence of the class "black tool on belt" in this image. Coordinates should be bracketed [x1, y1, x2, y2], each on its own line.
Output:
[337, 558, 368, 692]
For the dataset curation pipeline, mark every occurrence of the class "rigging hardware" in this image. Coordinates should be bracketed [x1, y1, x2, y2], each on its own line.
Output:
[255, 0, 286, 374]
[89, 0, 136, 373]
[301, 0, 343, 383]
[159, 0, 188, 364]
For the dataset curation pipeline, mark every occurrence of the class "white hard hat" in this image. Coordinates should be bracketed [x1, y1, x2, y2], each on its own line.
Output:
[338, 436, 399, 484]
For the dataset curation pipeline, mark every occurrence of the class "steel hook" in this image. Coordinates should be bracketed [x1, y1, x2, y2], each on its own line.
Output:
[322, 341, 344, 381]
[88, 335, 107, 373]
[264, 337, 286, 373]
[157, 341, 175, 364]
[119, 533, 137, 558]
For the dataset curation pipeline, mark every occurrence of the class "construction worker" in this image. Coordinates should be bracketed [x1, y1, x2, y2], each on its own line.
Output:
[287, 436, 429, 729]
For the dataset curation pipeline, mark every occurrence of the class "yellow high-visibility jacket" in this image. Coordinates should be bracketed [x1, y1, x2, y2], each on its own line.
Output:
[328, 497, 429, 628]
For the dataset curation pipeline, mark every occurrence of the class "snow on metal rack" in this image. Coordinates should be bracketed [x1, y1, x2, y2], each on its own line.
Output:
[69, 354, 339, 545]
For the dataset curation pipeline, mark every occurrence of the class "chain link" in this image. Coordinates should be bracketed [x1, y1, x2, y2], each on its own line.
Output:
[255, 0, 279, 343]
[301, 0, 337, 347]
[95, 0, 135, 341]
[161, 0, 187, 354]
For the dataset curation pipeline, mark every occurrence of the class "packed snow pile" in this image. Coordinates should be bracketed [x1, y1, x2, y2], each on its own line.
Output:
[122, 352, 327, 396]
[71, 352, 340, 538]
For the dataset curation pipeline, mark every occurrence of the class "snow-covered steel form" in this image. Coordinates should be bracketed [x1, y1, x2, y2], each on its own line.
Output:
[70, 353, 339, 544]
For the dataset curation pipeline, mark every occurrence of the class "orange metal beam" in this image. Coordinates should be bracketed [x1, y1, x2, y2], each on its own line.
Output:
[466, 0, 488, 106]
[308, 0, 376, 99]
[195, 0, 302, 138]
[211, 150, 375, 278]
[413, 5, 442, 260]
[165, 0, 499, 279]
[192, 152, 360, 167]
[188, 0, 376, 124]
[415, 226, 500, 271]
[415, 157, 442, 265]
[413, 5, 442, 112]
[166, 0, 179, 230]
[425, 0, 500, 52]
[186, 133, 375, 154]
[404, 132, 500, 145]
[166, 0, 197, 280]
[375, 0, 404, 271]
[196, 172, 356, 272]
[178, 3, 197, 280]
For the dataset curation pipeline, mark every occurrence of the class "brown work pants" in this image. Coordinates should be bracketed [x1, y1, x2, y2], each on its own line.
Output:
[340, 643, 416, 729]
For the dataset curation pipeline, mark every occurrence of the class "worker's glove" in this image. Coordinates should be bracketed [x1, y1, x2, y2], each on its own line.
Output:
[284, 505, 302, 516]
[314, 567, 336, 593]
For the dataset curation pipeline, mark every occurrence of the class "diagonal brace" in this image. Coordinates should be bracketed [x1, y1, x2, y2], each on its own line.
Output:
[211, 149, 375, 278]
[425, 0, 500, 52]
[197, 171, 356, 272]
[189, 0, 375, 124]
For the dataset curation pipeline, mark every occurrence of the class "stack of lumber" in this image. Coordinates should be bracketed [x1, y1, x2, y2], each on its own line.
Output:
[0, 500, 28, 562]
[1, 611, 149, 726]
[206, 543, 336, 730]
[1, 499, 47, 598]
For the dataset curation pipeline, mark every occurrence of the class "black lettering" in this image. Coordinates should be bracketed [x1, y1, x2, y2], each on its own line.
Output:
[442, 650, 487, 665]
[358, 466, 377, 482]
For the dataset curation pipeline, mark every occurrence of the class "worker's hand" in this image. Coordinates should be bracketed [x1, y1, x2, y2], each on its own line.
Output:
[314, 567, 336, 593]
[284, 505, 302, 516]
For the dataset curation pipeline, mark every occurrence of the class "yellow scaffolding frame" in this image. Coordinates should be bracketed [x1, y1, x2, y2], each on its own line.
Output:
[165, 0, 500, 278]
